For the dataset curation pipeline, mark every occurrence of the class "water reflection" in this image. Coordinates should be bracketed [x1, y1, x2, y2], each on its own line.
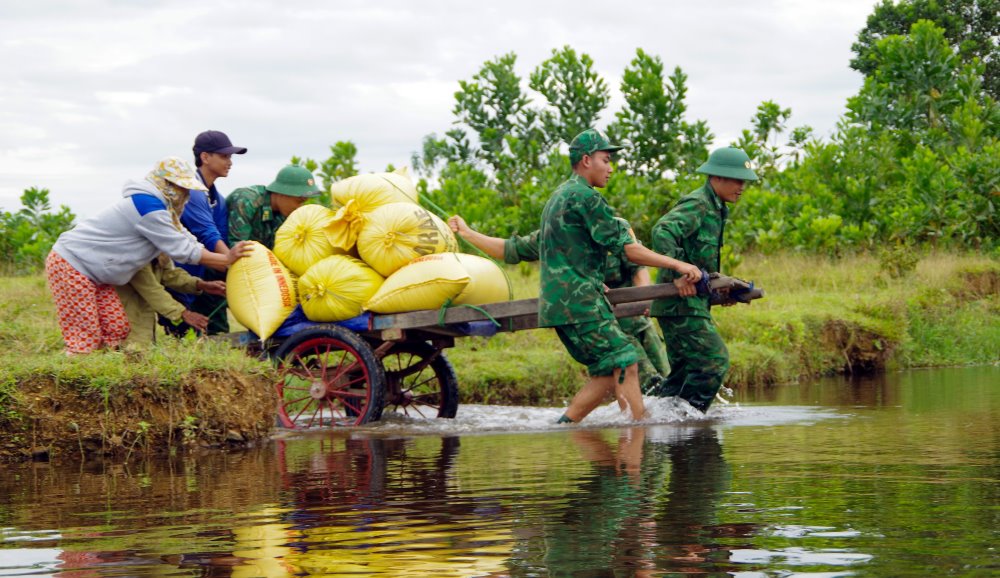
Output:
[276, 435, 510, 577]
[532, 426, 757, 576]
[651, 427, 748, 571]
[539, 428, 651, 574]
[735, 371, 904, 407]
[1, 366, 997, 576]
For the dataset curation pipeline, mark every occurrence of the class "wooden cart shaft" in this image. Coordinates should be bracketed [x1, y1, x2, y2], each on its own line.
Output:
[371, 275, 761, 341]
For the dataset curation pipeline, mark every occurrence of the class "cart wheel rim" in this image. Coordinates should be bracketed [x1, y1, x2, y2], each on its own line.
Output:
[276, 337, 376, 428]
[382, 343, 459, 419]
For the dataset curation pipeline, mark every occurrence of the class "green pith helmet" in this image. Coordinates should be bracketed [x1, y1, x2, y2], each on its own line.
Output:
[696, 147, 759, 181]
[267, 165, 321, 197]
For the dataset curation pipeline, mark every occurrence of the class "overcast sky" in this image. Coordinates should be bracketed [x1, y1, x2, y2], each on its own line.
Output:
[1, 0, 878, 219]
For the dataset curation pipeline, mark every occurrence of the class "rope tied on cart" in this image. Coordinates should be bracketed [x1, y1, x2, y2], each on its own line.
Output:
[436, 298, 503, 329]
[410, 193, 516, 304]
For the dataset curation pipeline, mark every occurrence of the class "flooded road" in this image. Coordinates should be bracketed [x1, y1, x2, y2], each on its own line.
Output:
[2, 365, 997, 576]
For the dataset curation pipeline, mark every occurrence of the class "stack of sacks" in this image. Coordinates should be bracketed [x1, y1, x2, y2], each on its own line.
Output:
[227, 168, 512, 335]
[366, 252, 509, 313]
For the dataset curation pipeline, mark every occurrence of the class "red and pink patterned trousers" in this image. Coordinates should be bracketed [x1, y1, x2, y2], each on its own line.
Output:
[45, 252, 130, 354]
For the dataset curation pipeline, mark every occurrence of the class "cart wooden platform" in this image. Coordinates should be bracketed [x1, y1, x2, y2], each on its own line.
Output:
[240, 274, 762, 429]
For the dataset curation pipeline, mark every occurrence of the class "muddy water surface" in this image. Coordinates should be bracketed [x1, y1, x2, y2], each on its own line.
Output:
[2, 366, 997, 577]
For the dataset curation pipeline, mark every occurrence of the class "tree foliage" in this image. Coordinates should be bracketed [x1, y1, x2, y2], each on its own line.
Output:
[731, 20, 999, 253]
[0, 188, 75, 274]
[607, 49, 712, 179]
[529, 46, 610, 144]
[731, 100, 815, 181]
[417, 47, 710, 240]
[851, 0, 999, 101]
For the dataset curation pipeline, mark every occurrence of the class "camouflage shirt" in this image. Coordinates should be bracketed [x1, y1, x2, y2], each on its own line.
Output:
[505, 229, 642, 289]
[227, 185, 286, 249]
[650, 179, 727, 318]
[538, 173, 633, 327]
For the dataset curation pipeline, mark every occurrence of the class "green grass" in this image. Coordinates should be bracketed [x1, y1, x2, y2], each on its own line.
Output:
[0, 276, 270, 393]
[0, 276, 276, 459]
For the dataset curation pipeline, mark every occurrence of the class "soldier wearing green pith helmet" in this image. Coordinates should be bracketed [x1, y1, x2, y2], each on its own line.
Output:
[227, 165, 321, 250]
[650, 147, 759, 413]
[538, 128, 702, 424]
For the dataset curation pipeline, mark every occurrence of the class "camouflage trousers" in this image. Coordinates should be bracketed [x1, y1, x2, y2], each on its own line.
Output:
[619, 315, 670, 391]
[554, 317, 640, 377]
[653, 315, 729, 412]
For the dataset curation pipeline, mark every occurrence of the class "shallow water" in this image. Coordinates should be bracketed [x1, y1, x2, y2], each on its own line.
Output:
[1, 366, 997, 577]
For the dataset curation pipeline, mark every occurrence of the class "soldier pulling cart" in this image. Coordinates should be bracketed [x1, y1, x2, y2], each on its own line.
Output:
[233, 274, 761, 429]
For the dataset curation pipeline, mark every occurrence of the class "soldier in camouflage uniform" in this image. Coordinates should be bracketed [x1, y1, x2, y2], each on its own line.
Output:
[650, 147, 758, 413]
[447, 215, 670, 392]
[539, 129, 701, 424]
[227, 165, 320, 249]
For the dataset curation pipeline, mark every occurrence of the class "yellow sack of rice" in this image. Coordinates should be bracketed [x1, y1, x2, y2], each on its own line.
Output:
[364, 253, 470, 313]
[273, 204, 340, 276]
[328, 166, 419, 210]
[226, 242, 297, 340]
[298, 255, 384, 322]
[356, 202, 458, 277]
[451, 253, 511, 305]
[324, 198, 365, 252]
[325, 167, 419, 252]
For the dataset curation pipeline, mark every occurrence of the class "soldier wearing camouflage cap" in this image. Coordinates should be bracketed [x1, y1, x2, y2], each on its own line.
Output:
[538, 128, 702, 424]
[649, 147, 759, 412]
[448, 214, 671, 393]
[227, 165, 321, 249]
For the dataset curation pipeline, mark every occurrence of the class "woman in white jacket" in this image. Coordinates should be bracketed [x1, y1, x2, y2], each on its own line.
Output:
[46, 156, 251, 354]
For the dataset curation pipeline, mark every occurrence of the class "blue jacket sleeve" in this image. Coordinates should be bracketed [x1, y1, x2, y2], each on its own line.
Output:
[180, 190, 223, 249]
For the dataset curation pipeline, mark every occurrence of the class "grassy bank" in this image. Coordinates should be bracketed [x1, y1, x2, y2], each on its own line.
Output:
[0, 276, 276, 462]
[1, 252, 997, 460]
[447, 252, 999, 404]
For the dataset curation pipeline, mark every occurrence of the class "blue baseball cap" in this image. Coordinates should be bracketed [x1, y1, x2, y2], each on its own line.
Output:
[193, 130, 247, 155]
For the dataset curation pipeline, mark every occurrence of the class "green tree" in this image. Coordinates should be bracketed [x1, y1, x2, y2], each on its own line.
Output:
[733, 20, 1000, 253]
[0, 188, 75, 274]
[412, 129, 471, 177]
[847, 19, 998, 149]
[732, 100, 814, 180]
[529, 45, 610, 144]
[607, 49, 712, 179]
[450, 52, 548, 195]
[850, 0, 999, 101]
[318, 141, 359, 190]
[418, 49, 615, 234]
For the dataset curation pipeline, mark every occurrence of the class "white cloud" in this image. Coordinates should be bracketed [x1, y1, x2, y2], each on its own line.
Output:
[0, 0, 875, 218]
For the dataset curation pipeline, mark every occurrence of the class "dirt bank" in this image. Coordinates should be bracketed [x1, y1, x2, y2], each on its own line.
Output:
[1, 369, 275, 462]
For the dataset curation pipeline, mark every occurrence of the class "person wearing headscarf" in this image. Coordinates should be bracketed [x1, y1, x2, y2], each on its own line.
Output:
[46, 156, 251, 354]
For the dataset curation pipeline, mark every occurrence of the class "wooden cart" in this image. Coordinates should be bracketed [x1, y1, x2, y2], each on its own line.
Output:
[243, 274, 761, 429]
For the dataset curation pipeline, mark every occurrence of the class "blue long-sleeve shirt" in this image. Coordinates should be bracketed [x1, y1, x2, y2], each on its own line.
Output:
[177, 172, 229, 280]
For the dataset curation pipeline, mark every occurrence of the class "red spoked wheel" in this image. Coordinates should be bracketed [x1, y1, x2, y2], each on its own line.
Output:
[273, 327, 385, 428]
[381, 341, 459, 419]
